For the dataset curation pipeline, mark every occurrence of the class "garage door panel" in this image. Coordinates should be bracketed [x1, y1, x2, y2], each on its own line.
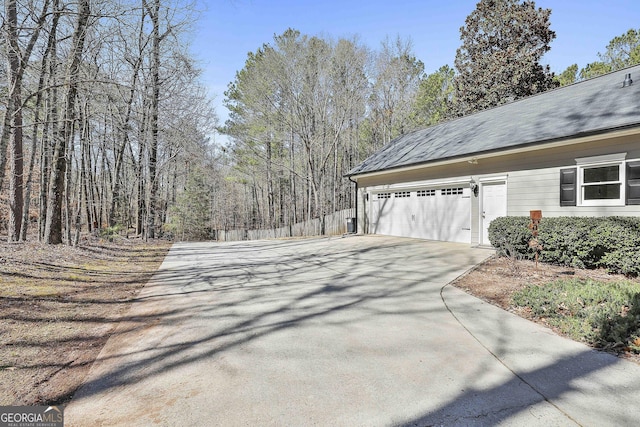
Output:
[438, 192, 471, 242]
[371, 187, 471, 243]
[371, 198, 392, 235]
[371, 196, 411, 237]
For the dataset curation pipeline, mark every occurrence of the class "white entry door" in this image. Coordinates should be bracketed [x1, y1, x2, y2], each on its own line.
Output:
[481, 182, 507, 245]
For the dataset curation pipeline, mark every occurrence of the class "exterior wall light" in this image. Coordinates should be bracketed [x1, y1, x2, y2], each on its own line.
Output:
[470, 180, 479, 197]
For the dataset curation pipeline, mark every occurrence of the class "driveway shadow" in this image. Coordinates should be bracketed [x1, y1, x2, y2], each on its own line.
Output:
[65, 236, 640, 426]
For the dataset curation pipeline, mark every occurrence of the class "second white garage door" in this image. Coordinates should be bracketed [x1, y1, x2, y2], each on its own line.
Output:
[370, 186, 471, 243]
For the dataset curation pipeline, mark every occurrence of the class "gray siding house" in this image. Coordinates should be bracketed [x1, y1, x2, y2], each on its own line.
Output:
[346, 65, 640, 246]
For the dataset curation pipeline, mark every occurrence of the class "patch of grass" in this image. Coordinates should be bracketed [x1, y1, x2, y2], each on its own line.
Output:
[26, 285, 60, 297]
[512, 278, 640, 352]
[81, 262, 110, 271]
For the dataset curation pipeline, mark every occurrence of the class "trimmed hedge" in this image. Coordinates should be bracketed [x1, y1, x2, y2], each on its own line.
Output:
[488, 216, 640, 276]
[487, 216, 533, 259]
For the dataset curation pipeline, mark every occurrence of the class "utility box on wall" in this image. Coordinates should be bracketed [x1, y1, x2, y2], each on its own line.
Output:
[347, 217, 357, 233]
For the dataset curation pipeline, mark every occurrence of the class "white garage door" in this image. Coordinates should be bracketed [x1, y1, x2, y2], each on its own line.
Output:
[370, 186, 471, 243]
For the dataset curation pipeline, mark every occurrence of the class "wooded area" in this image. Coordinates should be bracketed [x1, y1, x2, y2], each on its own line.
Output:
[222, 31, 424, 231]
[1, 0, 638, 243]
[0, 0, 215, 243]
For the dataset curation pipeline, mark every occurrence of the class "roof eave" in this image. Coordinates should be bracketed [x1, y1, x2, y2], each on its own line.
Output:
[346, 124, 640, 180]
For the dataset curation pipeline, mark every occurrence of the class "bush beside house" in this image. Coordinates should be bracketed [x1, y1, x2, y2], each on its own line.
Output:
[488, 216, 640, 276]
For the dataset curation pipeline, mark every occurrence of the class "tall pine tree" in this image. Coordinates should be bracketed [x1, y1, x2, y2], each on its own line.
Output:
[454, 0, 557, 115]
[579, 28, 640, 80]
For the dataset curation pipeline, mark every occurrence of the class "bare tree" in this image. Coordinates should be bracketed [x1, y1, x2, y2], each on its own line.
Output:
[223, 29, 372, 231]
[370, 35, 424, 145]
[44, 0, 91, 244]
[2, 0, 50, 241]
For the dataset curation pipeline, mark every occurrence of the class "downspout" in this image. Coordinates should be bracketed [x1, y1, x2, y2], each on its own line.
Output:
[348, 175, 358, 234]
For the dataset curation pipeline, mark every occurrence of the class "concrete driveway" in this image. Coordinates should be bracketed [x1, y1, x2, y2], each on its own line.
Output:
[65, 236, 640, 426]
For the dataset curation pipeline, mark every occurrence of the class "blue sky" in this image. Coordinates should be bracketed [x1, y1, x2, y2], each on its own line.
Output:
[190, 0, 640, 135]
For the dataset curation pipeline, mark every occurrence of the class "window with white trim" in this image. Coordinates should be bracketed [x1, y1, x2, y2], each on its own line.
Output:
[417, 189, 436, 197]
[395, 191, 411, 198]
[576, 154, 626, 206]
[377, 192, 391, 199]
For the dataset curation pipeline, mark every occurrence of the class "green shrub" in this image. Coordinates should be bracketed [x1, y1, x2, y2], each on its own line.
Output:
[488, 216, 533, 258]
[537, 217, 597, 268]
[488, 216, 640, 276]
[100, 224, 123, 241]
[594, 217, 640, 275]
[512, 278, 640, 352]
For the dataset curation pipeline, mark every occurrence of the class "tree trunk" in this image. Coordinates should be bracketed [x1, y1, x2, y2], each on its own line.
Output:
[5, 0, 24, 241]
[109, 10, 144, 227]
[2, 0, 51, 240]
[44, 0, 90, 244]
[20, 72, 45, 241]
[144, 0, 161, 239]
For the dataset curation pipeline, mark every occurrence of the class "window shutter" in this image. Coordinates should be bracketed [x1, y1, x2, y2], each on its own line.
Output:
[560, 168, 577, 206]
[627, 161, 640, 205]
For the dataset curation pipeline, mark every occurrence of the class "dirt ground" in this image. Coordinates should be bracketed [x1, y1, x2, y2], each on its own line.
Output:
[0, 236, 171, 406]
[452, 254, 640, 365]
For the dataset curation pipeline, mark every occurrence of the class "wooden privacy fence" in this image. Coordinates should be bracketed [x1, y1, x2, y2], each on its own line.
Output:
[215, 208, 355, 242]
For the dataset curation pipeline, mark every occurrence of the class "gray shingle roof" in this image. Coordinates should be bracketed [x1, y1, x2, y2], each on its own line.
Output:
[347, 65, 640, 176]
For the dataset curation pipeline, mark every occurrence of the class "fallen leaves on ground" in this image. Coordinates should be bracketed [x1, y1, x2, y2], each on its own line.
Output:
[0, 236, 171, 406]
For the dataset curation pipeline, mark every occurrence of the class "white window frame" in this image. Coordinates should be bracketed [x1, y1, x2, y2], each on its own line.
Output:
[576, 153, 626, 207]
